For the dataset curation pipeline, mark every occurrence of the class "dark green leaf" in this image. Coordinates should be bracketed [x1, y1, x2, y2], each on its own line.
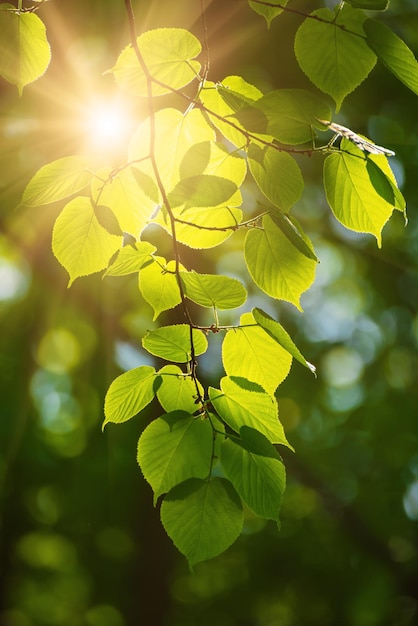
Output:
[161, 477, 243, 566]
[365, 19, 418, 96]
[137, 411, 213, 502]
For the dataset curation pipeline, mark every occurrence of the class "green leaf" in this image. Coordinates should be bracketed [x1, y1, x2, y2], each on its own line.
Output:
[0, 5, 51, 94]
[156, 365, 204, 413]
[238, 89, 331, 145]
[209, 376, 292, 447]
[364, 19, 418, 96]
[168, 175, 238, 209]
[162, 205, 243, 249]
[248, 143, 304, 212]
[111, 28, 201, 97]
[221, 427, 286, 521]
[161, 477, 243, 566]
[105, 241, 156, 277]
[180, 271, 247, 309]
[22, 157, 92, 207]
[245, 215, 317, 310]
[142, 325, 208, 363]
[91, 167, 156, 238]
[222, 312, 293, 395]
[269, 212, 318, 262]
[248, 0, 289, 27]
[323, 139, 396, 246]
[129, 108, 215, 192]
[200, 76, 264, 148]
[52, 197, 122, 286]
[103, 366, 157, 428]
[294, 5, 377, 110]
[346, 0, 389, 9]
[130, 167, 160, 203]
[139, 258, 182, 320]
[137, 411, 213, 502]
[365, 159, 406, 213]
[179, 141, 247, 187]
[252, 307, 316, 373]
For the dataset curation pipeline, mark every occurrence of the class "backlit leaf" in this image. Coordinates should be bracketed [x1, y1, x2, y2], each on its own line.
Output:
[245, 215, 317, 310]
[200, 76, 264, 148]
[161, 477, 243, 566]
[248, 0, 289, 27]
[252, 307, 316, 373]
[52, 197, 122, 286]
[364, 19, 418, 96]
[181, 271, 247, 309]
[156, 365, 204, 413]
[294, 5, 377, 110]
[168, 175, 237, 209]
[269, 212, 318, 261]
[129, 108, 214, 191]
[111, 28, 201, 97]
[137, 411, 213, 502]
[209, 376, 291, 447]
[221, 428, 286, 521]
[142, 325, 208, 363]
[163, 205, 243, 249]
[180, 141, 247, 187]
[105, 241, 156, 277]
[323, 139, 396, 246]
[248, 143, 304, 212]
[22, 157, 92, 207]
[0, 5, 51, 94]
[139, 258, 182, 320]
[103, 365, 157, 428]
[222, 312, 293, 395]
[91, 167, 156, 238]
[238, 89, 330, 145]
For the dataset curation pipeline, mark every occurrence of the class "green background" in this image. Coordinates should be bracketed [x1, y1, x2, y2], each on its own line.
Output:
[1, 1, 417, 624]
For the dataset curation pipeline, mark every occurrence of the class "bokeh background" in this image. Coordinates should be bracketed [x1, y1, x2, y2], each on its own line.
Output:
[1, 1, 417, 625]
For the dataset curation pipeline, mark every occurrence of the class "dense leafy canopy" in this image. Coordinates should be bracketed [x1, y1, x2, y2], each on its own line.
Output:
[2, 0, 417, 587]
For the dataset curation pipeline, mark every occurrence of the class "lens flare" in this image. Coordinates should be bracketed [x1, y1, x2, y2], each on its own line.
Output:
[82, 98, 135, 156]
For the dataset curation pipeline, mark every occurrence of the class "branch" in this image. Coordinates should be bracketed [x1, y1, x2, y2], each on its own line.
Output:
[123, 0, 204, 405]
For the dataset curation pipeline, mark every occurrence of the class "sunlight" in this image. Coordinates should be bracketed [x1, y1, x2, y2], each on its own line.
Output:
[82, 98, 135, 156]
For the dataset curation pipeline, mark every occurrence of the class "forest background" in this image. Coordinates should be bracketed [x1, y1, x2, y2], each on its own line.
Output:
[0, 0, 417, 625]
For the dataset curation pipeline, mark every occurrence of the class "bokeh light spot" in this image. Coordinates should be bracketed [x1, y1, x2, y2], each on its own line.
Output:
[36, 327, 81, 373]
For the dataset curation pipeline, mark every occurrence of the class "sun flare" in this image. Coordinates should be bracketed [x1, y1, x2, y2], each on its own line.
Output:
[81, 98, 136, 157]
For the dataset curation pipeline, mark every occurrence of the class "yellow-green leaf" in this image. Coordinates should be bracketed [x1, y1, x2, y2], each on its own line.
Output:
[142, 325, 208, 363]
[245, 215, 317, 310]
[22, 157, 92, 207]
[0, 4, 51, 94]
[181, 271, 247, 309]
[129, 108, 214, 192]
[248, 143, 304, 212]
[91, 167, 156, 238]
[112, 28, 201, 97]
[323, 139, 396, 246]
[105, 241, 156, 277]
[103, 366, 157, 428]
[52, 197, 122, 285]
[139, 258, 182, 320]
[209, 376, 291, 447]
[222, 312, 293, 395]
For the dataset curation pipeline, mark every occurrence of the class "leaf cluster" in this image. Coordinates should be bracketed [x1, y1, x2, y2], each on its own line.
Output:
[10, 0, 417, 564]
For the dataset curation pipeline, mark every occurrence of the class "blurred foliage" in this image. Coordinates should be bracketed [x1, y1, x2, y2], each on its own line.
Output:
[0, 0, 417, 624]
